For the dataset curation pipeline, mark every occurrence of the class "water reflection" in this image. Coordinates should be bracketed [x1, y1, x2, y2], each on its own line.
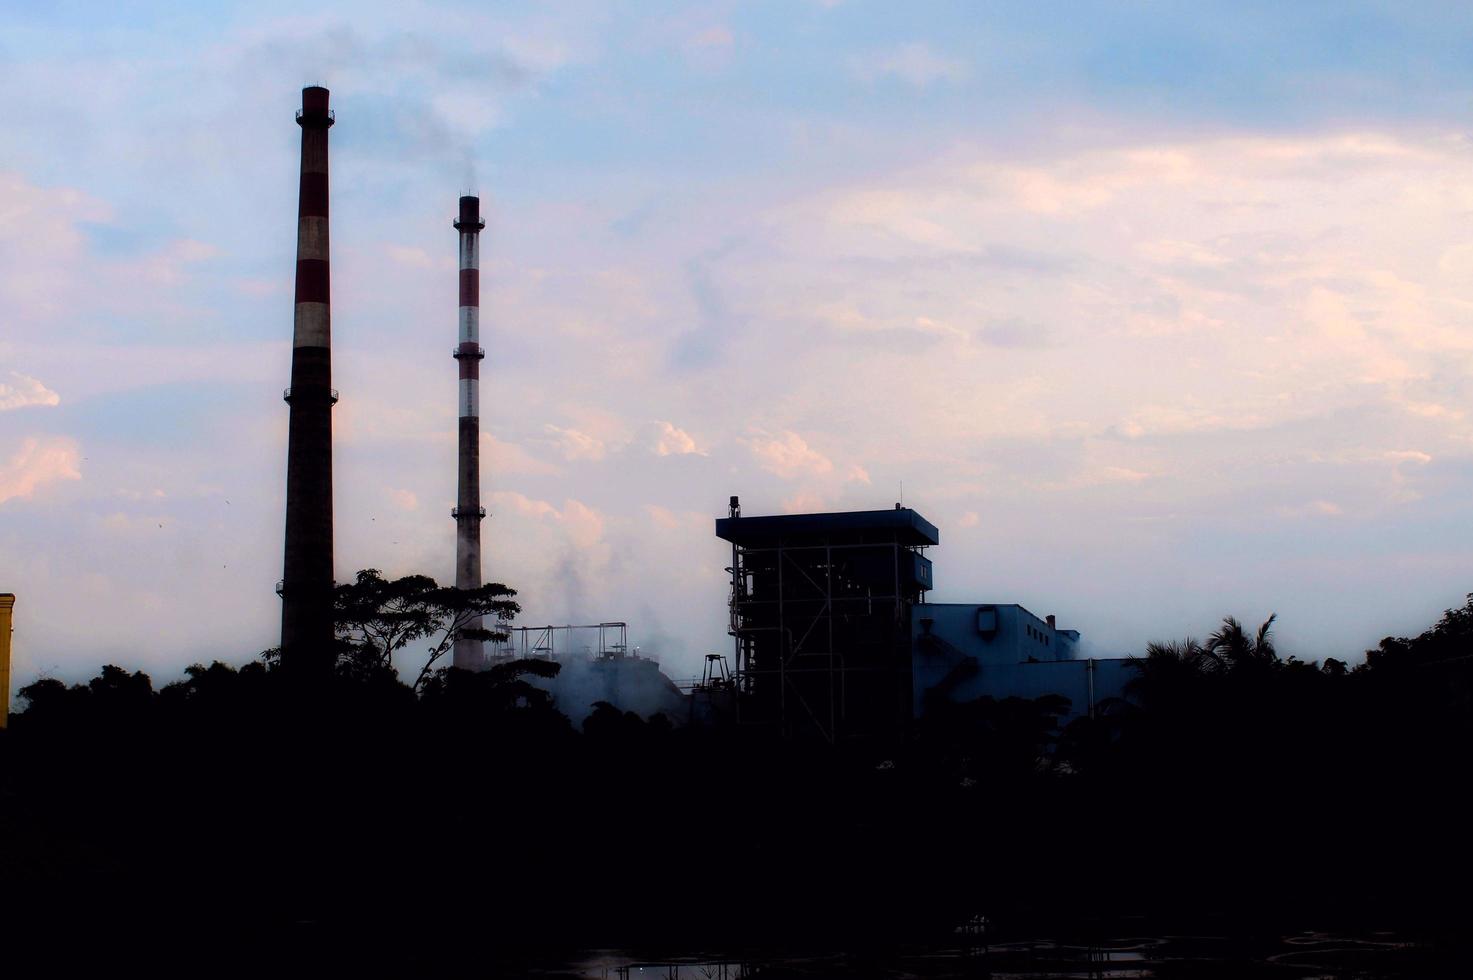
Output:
[558, 932, 1432, 979]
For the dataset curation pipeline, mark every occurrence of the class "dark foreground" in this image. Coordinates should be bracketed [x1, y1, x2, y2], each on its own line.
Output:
[3, 598, 1470, 970]
[2, 696, 1468, 971]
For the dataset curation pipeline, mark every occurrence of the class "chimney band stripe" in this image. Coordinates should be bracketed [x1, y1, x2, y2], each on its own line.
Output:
[459, 378, 479, 417]
[299, 134, 328, 174]
[459, 269, 479, 306]
[294, 259, 330, 305]
[294, 301, 330, 349]
[298, 173, 329, 217]
[296, 216, 329, 262]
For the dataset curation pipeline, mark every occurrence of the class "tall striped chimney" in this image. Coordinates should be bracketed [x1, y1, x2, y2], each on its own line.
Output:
[452, 195, 486, 670]
[280, 86, 337, 675]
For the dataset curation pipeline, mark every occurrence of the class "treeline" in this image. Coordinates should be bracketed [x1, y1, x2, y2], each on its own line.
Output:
[0, 596, 1469, 968]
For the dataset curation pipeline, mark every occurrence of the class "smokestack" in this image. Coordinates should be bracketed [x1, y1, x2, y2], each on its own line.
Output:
[452, 195, 487, 670]
[1, 593, 13, 728]
[279, 86, 337, 676]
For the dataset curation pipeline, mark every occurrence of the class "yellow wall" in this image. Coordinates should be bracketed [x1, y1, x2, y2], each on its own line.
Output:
[0, 593, 13, 728]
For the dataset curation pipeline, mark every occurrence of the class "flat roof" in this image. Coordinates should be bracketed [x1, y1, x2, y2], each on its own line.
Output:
[715, 507, 939, 547]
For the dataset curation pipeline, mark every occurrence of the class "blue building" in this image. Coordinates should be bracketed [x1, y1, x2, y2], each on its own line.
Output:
[912, 602, 1133, 722]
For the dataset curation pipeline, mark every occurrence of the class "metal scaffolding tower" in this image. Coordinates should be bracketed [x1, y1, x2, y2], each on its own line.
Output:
[717, 498, 937, 743]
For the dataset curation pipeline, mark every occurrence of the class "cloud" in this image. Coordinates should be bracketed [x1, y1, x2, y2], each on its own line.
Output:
[98, 511, 171, 534]
[388, 488, 419, 511]
[1095, 466, 1151, 484]
[0, 437, 82, 505]
[10, 0, 1473, 686]
[678, 22, 735, 70]
[545, 424, 607, 461]
[233, 277, 286, 297]
[742, 430, 834, 479]
[857, 42, 967, 87]
[647, 421, 701, 456]
[0, 172, 107, 326]
[645, 504, 682, 529]
[491, 492, 606, 549]
[669, 257, 739, 370]
[688, 26, 734, 50]
[386, 245, 435, 268]
[1277, 500, 1344, 518]
[974, 320, 1055, 349]
[1109, 406, 1272, 440]
[782, 491, 830, 513]
[130, 238, 219, 286]
[484, 435, 561, 476]
[557, 499, 605, 549]
[0, 372, 60, 411]
[643, 504, 707, 530]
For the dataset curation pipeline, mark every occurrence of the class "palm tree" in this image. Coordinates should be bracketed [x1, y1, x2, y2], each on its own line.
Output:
[1124, 638, 1219, 708]
[1205, 614, 1278, 670]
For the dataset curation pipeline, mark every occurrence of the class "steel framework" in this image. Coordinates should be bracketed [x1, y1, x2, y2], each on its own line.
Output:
[719, 500, 936, 743]
[486, 622, 633, 663]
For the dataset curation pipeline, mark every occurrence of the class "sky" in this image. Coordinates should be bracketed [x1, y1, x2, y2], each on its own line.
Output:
[4, 1, 1473, 689]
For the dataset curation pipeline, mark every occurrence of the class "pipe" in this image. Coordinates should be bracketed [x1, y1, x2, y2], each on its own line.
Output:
[1087, 657, 1096, 720]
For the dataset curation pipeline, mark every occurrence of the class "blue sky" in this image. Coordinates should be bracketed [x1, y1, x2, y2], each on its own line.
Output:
[5, 1, 1473, 687]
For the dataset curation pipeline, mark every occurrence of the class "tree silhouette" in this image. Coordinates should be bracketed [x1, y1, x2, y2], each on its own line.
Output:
[1204, 613, 1278, 670]
[330, 568, 520, 690]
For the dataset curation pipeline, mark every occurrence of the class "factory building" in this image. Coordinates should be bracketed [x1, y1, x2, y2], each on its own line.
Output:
[912, 602, 1134, 721]
[717, 500, 1131, 742]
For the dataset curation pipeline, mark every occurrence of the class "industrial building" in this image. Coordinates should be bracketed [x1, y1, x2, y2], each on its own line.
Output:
[717, 499, 1130, 742]
[912, 602, 1134, 722]
[717, 498, 937, 743]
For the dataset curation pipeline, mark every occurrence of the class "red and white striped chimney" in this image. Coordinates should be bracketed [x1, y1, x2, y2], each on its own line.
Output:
[451, 195, 486, 670]
[279, 85, 337, 675]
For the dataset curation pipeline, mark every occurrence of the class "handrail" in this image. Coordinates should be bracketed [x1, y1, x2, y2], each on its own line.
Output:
[283, 387, 339, 404]
[275, 578, 338, 596]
